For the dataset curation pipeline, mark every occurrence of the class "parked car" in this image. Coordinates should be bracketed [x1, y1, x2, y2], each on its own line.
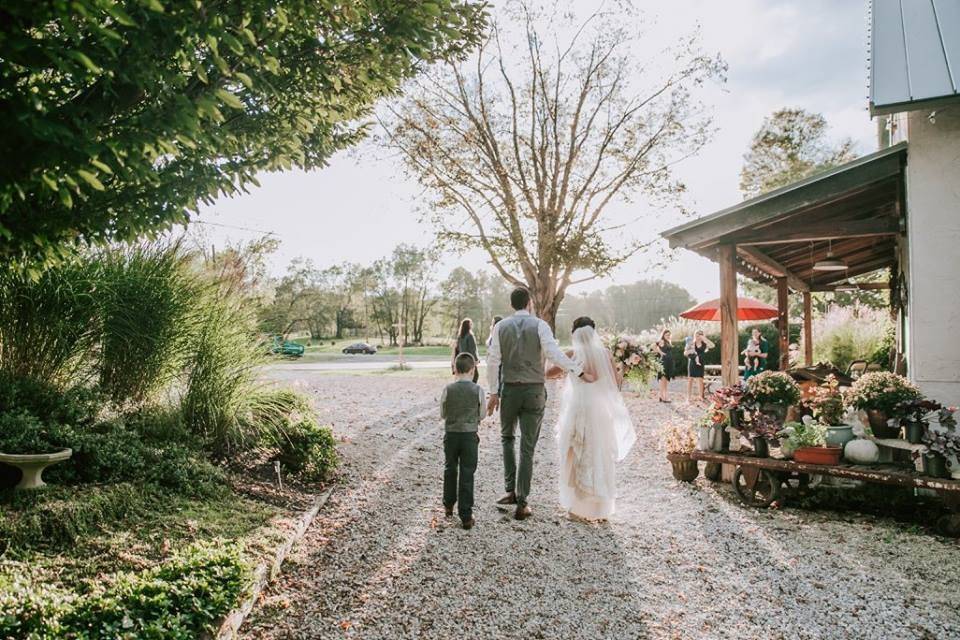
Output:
[342, 342, 378, 355]
[269, 336, 305, 357]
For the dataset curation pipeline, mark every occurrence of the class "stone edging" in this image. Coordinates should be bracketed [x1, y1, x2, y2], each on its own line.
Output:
[212, 487, 334, 640]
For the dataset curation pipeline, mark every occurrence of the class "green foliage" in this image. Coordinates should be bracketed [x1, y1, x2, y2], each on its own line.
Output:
[778, 420, 827, 449]
[276, 418, 338, 483]
[0, 0, 486, 266]
[746, 371, 801, 407]
[0, 542, 249, 639]
[811, 305, 895, 370]
[0, 260, 101, 383]
[96, 244, 202, 404]
[739, 107, 857, 198]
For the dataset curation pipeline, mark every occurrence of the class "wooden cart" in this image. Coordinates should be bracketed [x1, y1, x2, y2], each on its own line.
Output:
[691, 450, 960, 535]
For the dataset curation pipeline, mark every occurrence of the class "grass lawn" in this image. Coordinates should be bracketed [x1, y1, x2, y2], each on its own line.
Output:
[287, 337, 487, 358]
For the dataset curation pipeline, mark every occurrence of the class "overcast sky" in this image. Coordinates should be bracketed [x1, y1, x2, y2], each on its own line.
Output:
[194, 0, 877, 303]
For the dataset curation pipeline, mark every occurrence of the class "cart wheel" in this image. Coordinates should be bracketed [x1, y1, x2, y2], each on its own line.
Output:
[731, 466, 782, 508]
[704, 462, 721, 481]
[936, 514, 960, 537]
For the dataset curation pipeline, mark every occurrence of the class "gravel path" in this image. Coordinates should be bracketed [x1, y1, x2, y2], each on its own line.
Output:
[244, 374, 960, 640]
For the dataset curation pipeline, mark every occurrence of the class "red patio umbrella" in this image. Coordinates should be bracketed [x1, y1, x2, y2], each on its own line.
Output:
[679, 297, 778, 322]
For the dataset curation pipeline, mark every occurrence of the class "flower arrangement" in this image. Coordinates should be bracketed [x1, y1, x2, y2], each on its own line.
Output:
[804, 375, 845, 426]
[778, 417, 827, 450]
[739, 411, 782, 440]
[607, 334, 662, 387]
[661, 422, 698, 455]
[746, 371, 801, 407]
[844, 371, 922, 415]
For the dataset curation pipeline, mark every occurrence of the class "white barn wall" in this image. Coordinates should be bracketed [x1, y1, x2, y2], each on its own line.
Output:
[904, 108, 960, 405]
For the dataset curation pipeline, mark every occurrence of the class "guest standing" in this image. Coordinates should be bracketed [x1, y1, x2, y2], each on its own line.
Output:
[452, 318, 480, 383]
[742, 328, 770, 380]
[655, 329, 674, 403]
[685, 330, 715, 403]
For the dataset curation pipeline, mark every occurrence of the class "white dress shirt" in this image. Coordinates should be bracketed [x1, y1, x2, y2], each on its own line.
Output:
[486, 310, 583, 392]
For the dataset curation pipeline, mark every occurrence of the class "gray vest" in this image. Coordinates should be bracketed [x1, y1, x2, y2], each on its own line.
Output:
[444, 381, 482, 432]
[498, 314, 544, 385]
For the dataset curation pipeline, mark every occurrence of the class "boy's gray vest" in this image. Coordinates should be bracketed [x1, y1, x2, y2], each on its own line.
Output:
[444, 381, 482, 432]
[498, 314, 544, 385]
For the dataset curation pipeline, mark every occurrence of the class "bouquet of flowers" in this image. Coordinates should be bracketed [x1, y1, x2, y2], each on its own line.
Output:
[746, 371, 801, 408]
[607, 334, 662, 388]
[844, 371, 922, 414]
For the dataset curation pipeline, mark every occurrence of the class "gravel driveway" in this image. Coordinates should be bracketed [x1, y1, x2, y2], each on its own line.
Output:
[243, 374, 960, 640]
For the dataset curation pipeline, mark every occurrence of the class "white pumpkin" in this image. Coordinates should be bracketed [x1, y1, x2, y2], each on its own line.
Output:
[844, 438, 880, 464]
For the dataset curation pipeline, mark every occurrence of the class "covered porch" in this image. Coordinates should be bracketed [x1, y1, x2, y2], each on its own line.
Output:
[662, 142, 908, 386]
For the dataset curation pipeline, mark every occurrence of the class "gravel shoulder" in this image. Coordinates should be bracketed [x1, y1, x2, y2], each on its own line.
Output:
[244, 373, 960, 640]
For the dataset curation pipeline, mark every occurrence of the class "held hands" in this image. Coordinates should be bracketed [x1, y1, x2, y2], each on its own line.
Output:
[580, 371, 597, 383]
[487, 394, 500, 416]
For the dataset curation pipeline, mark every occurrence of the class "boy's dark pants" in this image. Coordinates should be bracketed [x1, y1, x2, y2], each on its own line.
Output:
[443, 432, 479, 520]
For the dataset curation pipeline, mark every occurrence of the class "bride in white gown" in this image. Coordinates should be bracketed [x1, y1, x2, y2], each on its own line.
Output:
[549, 317, 636, 521]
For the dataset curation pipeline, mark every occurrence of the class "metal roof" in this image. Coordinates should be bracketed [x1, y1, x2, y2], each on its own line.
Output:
[870, 0, 960, 116]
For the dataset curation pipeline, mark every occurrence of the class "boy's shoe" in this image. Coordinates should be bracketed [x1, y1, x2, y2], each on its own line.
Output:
[514, 505, 532, 520]
[496, 492, 517, 505]
[461, 517, 475, 530]
[444, 505, 454, 517]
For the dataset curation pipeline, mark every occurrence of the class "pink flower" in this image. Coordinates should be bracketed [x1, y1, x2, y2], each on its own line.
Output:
[630, 353, 641, 365]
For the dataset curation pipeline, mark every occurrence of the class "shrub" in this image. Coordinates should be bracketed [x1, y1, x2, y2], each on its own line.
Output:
[809, 305, 894, 371]
[277, 418, 338, 483]
[0, 371, 103, 429]
[0, 542, 249, 639]
[96, 244, 203, 405]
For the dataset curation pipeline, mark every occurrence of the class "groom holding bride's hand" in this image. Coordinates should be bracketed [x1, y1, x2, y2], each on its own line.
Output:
[486, 287, 596, 521]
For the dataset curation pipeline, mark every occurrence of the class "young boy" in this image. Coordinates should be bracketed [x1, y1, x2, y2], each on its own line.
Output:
[440, 353, 485, 530]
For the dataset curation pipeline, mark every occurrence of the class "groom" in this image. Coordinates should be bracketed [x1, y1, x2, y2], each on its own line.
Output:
[486, 287, 595, 520]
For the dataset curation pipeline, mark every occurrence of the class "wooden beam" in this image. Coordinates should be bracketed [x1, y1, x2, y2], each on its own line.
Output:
[803, 291, 813, 366]
[777, 277, 789, 370]
[811, 282, 892, 292]
[729, 217, 902, 246]
[719, 244, 739, 386]
[736, 246, 810, 292]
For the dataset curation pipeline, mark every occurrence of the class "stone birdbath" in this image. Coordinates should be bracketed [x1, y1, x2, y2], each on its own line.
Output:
[0, 448, 72, 490]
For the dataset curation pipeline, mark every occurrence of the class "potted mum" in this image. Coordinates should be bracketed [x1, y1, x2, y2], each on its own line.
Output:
[778, 417, 839, 465]
[844, 372, 923, 439]
[662, 422, 699, 482]
[805, 375, 854, 447]
[746, 371, 801, 421]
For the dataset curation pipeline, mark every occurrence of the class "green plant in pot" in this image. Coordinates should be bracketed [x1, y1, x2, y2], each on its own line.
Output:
[894, 399, 944, 444]
[661, 422, 699, 482]
[746, 371, 800, 420]
[916, 428, 960, 478]
[805, 375, 854, 447]
[778, 417, 837, 464]
[844, 372, 922, 439]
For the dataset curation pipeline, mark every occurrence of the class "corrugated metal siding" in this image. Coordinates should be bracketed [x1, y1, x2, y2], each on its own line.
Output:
[870, 0, 960, 115]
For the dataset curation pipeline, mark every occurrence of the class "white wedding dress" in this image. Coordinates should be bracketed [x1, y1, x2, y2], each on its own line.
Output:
[555, 326, 636, 520]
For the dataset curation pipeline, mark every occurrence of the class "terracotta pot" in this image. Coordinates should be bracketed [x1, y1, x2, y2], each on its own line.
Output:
[867, 409, 899, 439]
[666, 453, 699, 482]
[793, 446, 843, 465]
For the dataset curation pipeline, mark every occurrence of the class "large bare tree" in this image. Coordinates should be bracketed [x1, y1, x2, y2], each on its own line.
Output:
[382, 2, 724, 328]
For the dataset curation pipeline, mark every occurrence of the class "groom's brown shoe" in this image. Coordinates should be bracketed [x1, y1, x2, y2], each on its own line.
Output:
[462, 517, 475, 530]
[496, 492, 517, 505]
[514, 505, 532, 520]
[444, 505, 454, 517]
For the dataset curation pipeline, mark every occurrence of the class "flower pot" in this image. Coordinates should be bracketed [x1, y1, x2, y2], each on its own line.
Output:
[752, 437, 769, 458]
[824, 425, 855, 448]
[696, 426, 712, 451]
[904, 421, 925, 445]
[708, 426, 725, 452]
[925, 454, 949, 479]
[867, 409, 899, 439]
[793, 446, 842, 465]
[844, 438, 880, 464]
[666, 453, 699, 482]
[724, 409, 741, 431]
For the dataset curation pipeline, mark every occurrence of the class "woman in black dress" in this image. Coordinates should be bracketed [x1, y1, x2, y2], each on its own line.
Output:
[655, 329, 673, 403]
[451, 318, 479, 382]
[685, 330, 715, 403]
